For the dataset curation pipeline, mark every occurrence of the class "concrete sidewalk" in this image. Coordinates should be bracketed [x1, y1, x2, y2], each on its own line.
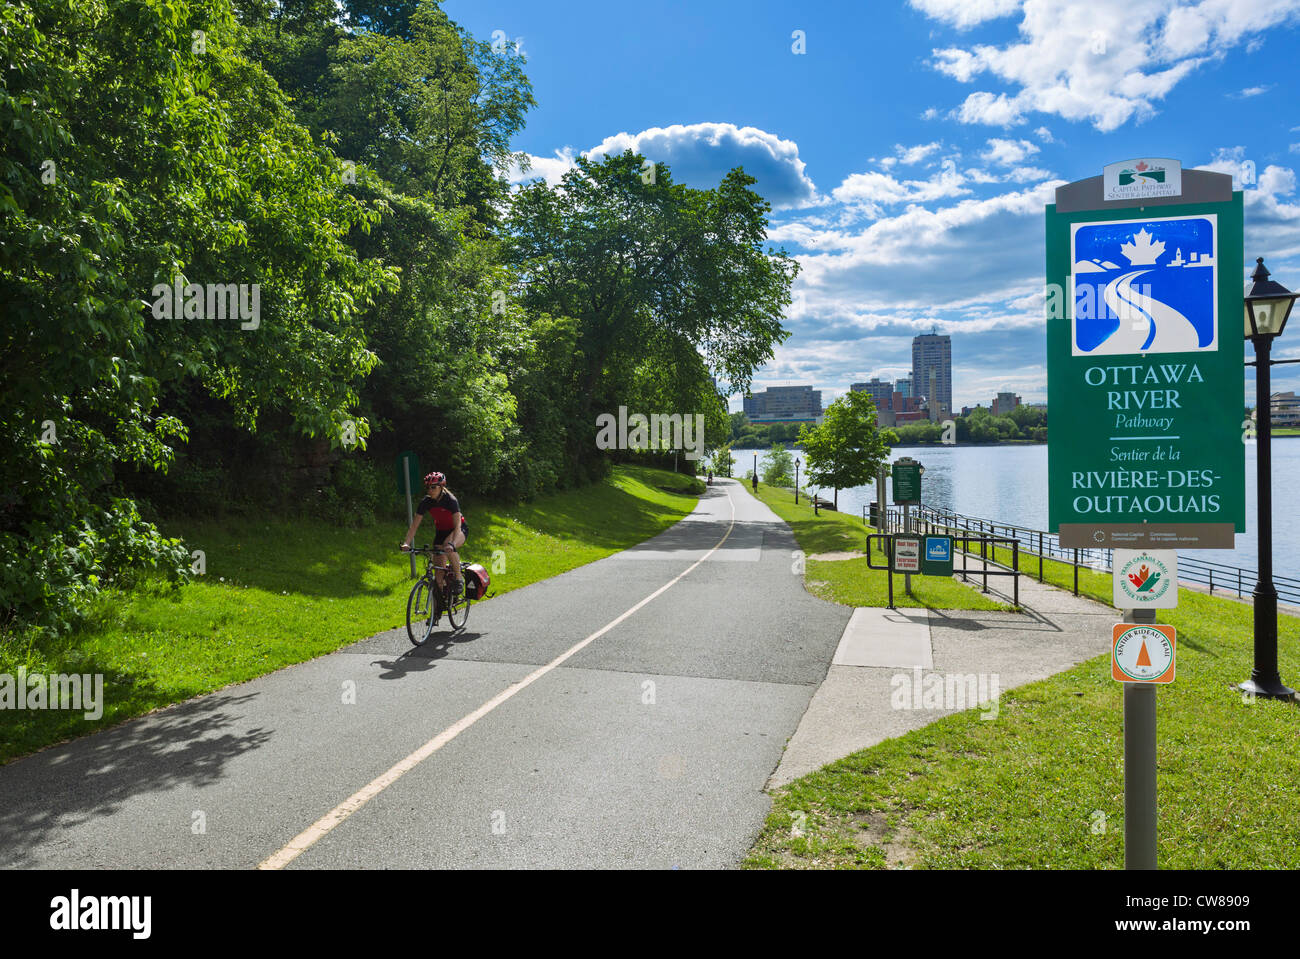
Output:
[769, 566, 1116, 787]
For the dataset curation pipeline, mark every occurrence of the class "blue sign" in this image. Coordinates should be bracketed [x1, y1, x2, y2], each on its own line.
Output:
[1071, 214, 1217, 357]
[925, 536, 951, 562]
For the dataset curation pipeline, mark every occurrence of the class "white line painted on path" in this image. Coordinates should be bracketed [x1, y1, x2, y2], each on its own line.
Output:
[259, 488, 737, 870]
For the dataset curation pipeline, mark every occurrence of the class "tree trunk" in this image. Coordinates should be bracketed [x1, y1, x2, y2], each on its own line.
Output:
[834, 488, 839, 510]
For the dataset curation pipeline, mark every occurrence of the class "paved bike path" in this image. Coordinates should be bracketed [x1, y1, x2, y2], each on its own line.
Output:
[0, 479, 850, 869]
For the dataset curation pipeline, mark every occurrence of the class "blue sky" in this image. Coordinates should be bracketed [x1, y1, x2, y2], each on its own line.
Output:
[446, 0, 1300, 411]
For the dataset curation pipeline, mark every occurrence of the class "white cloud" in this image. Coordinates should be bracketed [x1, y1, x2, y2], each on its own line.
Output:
[509, 148, 577, 187]
[921, 0, 1300, 132]
[585, 122, 819, 208]
[1234, 84, 1273, 97]
[1034, 125, 1055, 142]
[831, 164, 972, 216]
[909, 0, 1024, 29]
[982, 137, 1040, 166]
[511, 123, 820, 209]
[879, 141, 944, 169]
[788, 180, 1066, 322]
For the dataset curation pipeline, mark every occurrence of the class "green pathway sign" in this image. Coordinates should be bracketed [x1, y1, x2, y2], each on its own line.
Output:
[1046, 160, 1244, 548]
[892, 458, 921, 505]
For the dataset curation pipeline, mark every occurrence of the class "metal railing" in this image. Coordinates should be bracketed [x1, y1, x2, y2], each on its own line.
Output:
[867, 503, 1300, 605]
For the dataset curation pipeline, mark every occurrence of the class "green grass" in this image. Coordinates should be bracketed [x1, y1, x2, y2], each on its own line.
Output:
[0, 466, 703, 765]
[749, 484, 1012, 611]
[745, 546, 1300, 869]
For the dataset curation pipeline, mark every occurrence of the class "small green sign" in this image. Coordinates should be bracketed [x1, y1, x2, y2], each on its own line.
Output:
[921, 535, 954, 576]
[892, 459, 922, 505]
[395, 450, 422, 499]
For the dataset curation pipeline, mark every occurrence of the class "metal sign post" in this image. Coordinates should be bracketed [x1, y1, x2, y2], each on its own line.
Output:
[892, 458, 922, 595]
[903, 504, 912, 595]
[1113, 608, 1176, 870]
[397, 451, 420, 579]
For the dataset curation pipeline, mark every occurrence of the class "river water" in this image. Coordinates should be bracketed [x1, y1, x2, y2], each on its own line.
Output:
[729, 442, 1300, 576]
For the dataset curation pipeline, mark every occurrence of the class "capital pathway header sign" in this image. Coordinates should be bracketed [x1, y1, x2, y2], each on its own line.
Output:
[1046, 163, 1245, 548]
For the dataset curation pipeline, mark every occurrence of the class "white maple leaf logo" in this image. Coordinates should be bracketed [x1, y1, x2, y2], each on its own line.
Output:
[1120, 228, 1165, 266]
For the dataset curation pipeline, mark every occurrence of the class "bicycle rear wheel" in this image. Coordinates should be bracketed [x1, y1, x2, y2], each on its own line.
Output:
[446, 586, 469, 631]
[406, 579, 436, 646]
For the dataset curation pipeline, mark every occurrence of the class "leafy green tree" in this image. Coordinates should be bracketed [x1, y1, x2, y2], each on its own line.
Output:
[321, 2, 534, 214]
[1, 0, 392, 630]
[797, 391, 889, 509]
[762, 443, 794, 486]
[506, 151, 798, 477]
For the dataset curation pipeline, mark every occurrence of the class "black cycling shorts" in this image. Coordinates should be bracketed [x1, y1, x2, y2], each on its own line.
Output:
[433, 525, 465, 547]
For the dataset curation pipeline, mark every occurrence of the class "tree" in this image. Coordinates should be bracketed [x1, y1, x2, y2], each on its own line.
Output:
[761, 443, 794, 486]
[711, 444, 735, 477]
[1, 0, 393, 631]
[505, 151, 798, 478]
[797, 392, 890, 509]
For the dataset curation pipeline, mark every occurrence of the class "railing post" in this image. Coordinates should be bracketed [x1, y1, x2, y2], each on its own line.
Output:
[1209, 569, 1213, 595]
[1238, 568, 1242, 598]
[1038, 531, 1044, 583]
[1014, 539, 1020, 607]
[1073, 548, 1079, 596]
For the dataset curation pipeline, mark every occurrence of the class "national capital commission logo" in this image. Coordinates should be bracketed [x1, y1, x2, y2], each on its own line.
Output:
[1117, 552, 1173, 604]
[1070, 214, 1218, 357]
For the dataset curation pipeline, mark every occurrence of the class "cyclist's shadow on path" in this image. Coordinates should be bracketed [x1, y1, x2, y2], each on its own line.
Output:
[372, 630, 485, 680]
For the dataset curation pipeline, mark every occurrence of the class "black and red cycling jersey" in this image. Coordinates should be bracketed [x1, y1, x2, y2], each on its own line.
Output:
[416, 490, 466, 532]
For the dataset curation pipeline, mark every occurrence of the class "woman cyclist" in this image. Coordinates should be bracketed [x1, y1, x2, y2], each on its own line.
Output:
[400, 471, 467, 595]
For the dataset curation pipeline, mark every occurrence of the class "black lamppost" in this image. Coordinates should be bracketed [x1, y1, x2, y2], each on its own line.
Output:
[1242, 257, 1300, 701]
[795, 458, 801, 504]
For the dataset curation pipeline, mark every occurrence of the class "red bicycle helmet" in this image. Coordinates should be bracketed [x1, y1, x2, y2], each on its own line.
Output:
[424, 471, 445, 486]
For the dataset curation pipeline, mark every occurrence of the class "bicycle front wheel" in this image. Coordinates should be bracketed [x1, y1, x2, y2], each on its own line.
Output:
[406, 579, 436, 646]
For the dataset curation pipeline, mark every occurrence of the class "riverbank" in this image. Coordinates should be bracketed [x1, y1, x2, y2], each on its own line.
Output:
[749, 484, 1011, 611]
[0, 466, 704, 765]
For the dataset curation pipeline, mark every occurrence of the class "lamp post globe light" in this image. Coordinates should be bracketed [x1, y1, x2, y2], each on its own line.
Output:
[1242, 258, 1299, 701]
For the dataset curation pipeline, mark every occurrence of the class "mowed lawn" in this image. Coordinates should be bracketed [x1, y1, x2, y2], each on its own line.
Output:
[749, 483, 1012, 611]
[0, 466, 702, 764]
[745, 544, 1300, 869]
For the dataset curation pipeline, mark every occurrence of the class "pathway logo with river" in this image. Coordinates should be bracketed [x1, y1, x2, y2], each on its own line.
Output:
[1071, 214, 1218, 357]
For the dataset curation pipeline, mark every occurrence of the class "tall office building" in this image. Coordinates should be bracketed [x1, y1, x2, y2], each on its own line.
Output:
[849, 378, 894, 411]
[912, 332, 952, 416]
[743, 385, 822, 423]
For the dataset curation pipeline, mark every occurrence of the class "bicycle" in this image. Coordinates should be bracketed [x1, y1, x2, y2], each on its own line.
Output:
[402, 544, 471, 645]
